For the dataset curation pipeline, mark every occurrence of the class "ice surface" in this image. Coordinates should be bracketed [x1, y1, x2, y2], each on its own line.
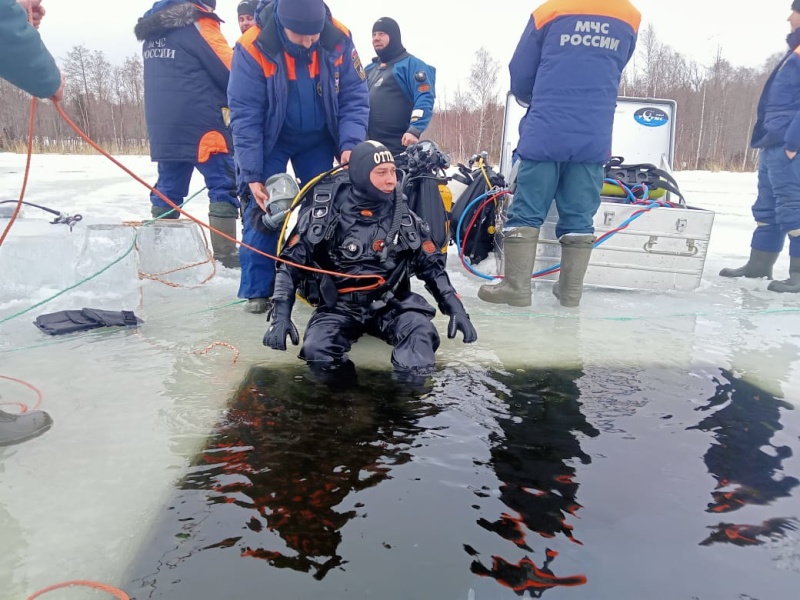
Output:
[1, 154, 799, 598]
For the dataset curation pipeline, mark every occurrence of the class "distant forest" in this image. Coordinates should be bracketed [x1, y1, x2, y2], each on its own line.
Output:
[0, 25, 781, 171]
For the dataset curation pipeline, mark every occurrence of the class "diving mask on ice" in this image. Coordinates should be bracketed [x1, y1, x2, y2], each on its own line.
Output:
[261, 174, 301, 232]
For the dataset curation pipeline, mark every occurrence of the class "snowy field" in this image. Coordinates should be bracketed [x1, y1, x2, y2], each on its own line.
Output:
[1, 154, 799, 599]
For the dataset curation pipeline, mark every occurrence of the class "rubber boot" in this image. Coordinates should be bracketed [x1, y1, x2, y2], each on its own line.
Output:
[208, 215, 240, 269]
[553, 235, 594, 308]
[150, 204, 180, 220]
[719, 249, 779, 279]
[477, 227, 539, 307]
[768, 257, 800, 293]
[0, 408, 53, 447]
[244, 297, 272, 314]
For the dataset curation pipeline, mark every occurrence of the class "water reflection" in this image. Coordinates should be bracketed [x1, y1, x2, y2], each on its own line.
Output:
[469, 368, 598, 596]
[152, 365, 436, 583]
[690, 353, 799, 547]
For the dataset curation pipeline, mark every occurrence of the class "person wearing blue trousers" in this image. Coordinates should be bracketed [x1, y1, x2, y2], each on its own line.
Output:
[720, 3, 800, 293]
[477, 0, 639, 308]
[228, 0, 369, 313]
[135, 0, 241, 269]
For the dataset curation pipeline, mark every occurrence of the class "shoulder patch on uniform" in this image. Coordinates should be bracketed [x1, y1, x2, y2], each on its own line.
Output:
[422, 240, 437, 254]
[418, 84, 430, 93]
[352, 48, 366, 81]
[414, 70, 427, 82]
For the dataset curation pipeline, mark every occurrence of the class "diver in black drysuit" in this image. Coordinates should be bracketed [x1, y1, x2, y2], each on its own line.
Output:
[263, 140, 477, 382]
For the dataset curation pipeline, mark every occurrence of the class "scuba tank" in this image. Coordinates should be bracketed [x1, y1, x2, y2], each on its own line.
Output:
[399, 140, 451, 254]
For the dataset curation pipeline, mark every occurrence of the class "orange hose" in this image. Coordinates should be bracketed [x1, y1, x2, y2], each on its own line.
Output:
[26, 580, 129, 600]
[0, 374, 43, 413]
[0, 98, 36, 248]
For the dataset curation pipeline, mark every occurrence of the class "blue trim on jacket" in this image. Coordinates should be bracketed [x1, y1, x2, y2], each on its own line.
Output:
[228, 0, 369, 186]
[365, 54, 436, 135]
[510, 10, 637, 163]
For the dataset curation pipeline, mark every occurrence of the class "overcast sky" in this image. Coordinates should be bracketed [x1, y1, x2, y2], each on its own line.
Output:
[39, 0, 793, 98]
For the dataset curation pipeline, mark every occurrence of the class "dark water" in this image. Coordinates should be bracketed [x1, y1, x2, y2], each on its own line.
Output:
[125, 363, 800, 599]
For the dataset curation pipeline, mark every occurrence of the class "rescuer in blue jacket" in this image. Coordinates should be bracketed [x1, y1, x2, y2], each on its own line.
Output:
[228, 0, 369, 314]
[478, 0, 640, 309]
[719, 2, 800, 294]
[135, 0, 241, 269]
[365, 17, 436, 155]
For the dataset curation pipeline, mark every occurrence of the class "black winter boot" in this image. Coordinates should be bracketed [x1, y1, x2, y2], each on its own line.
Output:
[0, 408, 53, 447]
[150, 204, 180, 220]
[767, 257, 800, 293]
[244, 297, 272, 314]
[208, 215, 240, 269]
[719, 249, 780, 279]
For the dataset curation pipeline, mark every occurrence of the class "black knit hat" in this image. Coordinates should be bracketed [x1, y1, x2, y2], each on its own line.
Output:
[277, 0, 326, 35]
[348, 141, 396, 198]
[794, 0, 800, 11]
[372, 17, 405, 62]
[372, 17, 401, 42]
[237, 0, 256, 16]
[198, 0, 216, 9]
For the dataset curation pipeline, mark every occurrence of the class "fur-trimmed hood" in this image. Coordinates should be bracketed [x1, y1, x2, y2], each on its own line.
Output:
[135, 1, 220, 41]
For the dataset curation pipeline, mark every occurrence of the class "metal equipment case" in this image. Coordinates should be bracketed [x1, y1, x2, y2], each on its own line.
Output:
[499, 95, 715, 291]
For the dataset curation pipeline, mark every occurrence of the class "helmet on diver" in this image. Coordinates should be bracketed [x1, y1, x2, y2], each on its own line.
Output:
[261, 173, 301, 232]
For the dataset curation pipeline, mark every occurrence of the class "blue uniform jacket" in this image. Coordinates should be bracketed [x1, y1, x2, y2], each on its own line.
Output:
[228, 0, 369, 186]
[510, 0, 640, 164]
[0, 0, 61, 98]
[752, 31, 800, 152]
[135, 0, 233, 162]
[365, 53, 436, 138]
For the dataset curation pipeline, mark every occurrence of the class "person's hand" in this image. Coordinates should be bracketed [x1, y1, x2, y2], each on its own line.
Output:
[340, 150, 351, 166]
[787, 149, 797, 161]
[50, 72, 64, 102]
[248, 182, 269, 211]
[401, 132, 419, 147]
[263, 318, 299, 351]
[447, 312, 477, 343]
[18, 0, 45, 28]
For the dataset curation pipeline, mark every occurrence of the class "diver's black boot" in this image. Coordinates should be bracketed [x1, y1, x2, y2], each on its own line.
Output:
[208, 215, 240, 269]
[767, 257, 800, 293]
[477, 227, 538, 307]
[0, 408, 53, 447]
[244, 297, 272, 314]
[553, 235, 594, 308]
[719, 249, 780, 279]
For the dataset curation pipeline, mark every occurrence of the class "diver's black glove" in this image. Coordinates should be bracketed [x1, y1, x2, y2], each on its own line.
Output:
[262, 301, 298, 351]
[437, 292, 477, 344]
[447, 311, 477, 343]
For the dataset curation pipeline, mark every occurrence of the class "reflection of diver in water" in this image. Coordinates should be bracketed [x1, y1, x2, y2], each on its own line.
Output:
[178, 365, 436, 580]
[690, 357, 799, 547]
[469, 369, 598, 596]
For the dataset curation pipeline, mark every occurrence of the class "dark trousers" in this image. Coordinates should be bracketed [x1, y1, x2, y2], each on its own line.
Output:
[150, 152, 239, 215]
[299, 292, 440, 373]
[751, 146, 800, 257]
[238, 133, 336, 299]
